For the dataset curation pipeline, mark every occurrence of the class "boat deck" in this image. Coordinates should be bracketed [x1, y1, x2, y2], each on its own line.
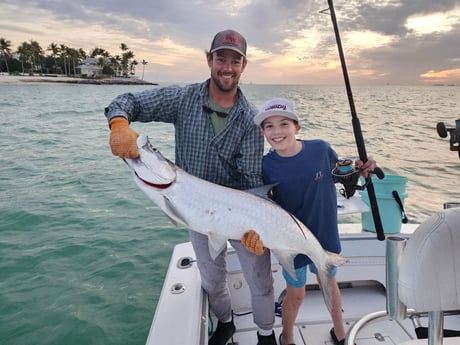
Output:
[146, 224, 460, 345]
[229, 283, 415, 345]
[225, 233, 414, 345]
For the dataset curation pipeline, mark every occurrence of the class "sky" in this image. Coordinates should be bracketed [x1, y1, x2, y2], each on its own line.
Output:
[1, 0, 460, 85]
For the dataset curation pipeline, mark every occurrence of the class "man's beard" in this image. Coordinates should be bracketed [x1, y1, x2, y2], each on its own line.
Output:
[211, 72, 239, 92]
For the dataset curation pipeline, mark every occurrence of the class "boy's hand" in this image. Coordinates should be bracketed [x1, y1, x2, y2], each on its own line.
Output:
[356, 157, 377, 178]
[241, 230, 266, 255]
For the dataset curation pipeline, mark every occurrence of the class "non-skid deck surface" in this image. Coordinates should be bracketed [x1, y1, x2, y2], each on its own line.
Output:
[227, 283, 418, 345]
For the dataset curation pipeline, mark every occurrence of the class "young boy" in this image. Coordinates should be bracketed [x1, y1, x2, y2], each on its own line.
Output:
[242, 98, 375, 345]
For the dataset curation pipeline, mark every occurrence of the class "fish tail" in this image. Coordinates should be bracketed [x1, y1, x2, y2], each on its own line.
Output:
[317, 251, 345, 313]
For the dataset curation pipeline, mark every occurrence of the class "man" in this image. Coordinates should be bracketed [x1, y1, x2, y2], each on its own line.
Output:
[104, 29, 276, 345]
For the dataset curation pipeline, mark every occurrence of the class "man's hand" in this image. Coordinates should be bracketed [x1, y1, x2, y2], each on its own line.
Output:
[241, 230, 266, 255]
[109, 117, 139, 158]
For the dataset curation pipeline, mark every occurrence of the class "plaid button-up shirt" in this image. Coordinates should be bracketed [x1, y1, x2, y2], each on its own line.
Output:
[105, 79, 264, 190]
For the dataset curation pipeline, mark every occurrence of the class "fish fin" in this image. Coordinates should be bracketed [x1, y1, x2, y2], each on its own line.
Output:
[246, 184, 278, 200]
[165, 215, 180, 227]
[207, 233, 228, 260]
[163, 196, 188, 227]
[326, 251, 346, 267]
[316, 251, 346, 313]
[272, 249, 299, 280]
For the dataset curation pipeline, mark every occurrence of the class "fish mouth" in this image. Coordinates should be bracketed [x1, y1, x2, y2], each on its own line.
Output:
[123, 157, 174, 189]
[134, 171, 173, 189]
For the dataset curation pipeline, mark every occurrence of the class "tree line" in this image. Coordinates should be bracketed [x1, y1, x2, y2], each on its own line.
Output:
[0, 37, 148, 79]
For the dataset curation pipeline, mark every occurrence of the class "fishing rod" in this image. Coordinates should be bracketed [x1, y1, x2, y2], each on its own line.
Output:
[322, 0, 386, 241]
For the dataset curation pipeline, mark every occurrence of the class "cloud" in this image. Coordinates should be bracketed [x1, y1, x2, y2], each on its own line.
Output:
[1, 0, 459, 84]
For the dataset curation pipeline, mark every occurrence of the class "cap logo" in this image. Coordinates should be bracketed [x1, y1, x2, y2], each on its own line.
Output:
[222, 34, 239, 45]
[265, 104, 287, 111]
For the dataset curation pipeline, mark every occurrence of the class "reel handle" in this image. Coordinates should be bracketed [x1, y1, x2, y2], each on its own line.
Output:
[437, 121, 460, 158]
[371, 167, 385, 179]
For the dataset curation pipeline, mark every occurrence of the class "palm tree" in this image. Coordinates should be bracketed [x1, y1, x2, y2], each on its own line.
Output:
[97, 56, 106, 72]
[130, 59, 138, 76]
[110, 56, 121, 77]
[59, 44, 68, 75]
[121, 50, 134, 77]
[0, 37, 12, 74]
[17, 41, 33, 74]
[90, 47, 107, 58]
[141, 59, 148, 80]
[47, 42, 60, 74]
[29, 40, 44, 73]
[66, 47, 80, 76]
[78, 48, 87, 60]
[4, 38, 146, 79]
[120, 43, 131, 77]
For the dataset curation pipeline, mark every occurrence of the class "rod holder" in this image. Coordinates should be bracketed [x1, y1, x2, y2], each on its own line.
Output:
[444, 202, 460, 209]
[386, 236, 407, 320]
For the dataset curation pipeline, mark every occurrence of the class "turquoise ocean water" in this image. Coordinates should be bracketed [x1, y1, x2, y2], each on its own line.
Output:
[1, 83, 459, 345]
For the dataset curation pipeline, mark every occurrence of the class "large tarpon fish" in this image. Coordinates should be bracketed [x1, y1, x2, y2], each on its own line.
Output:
[123, 134, 344, 312]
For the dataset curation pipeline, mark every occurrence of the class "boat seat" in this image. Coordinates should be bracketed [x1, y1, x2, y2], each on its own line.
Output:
[345, 210, 460, 345]
[398, 208, 460, 312]
[398, 208, 460, 343]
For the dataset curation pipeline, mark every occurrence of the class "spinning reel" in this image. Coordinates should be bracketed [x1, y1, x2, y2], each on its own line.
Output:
[332, 159, 384, 199]
[436, 120, 460, 159]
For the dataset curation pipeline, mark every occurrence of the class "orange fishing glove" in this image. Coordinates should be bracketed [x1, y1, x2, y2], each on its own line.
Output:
[109, 117, 139, 158]
[241, 230, 266, 255]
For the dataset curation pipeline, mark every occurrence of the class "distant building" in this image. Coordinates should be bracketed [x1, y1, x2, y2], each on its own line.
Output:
[76, 57, 105, 77]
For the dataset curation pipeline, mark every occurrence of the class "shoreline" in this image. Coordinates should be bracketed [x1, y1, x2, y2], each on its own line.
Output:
[0, 74, 158, 85]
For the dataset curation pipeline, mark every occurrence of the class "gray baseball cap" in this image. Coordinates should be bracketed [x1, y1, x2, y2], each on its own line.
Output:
[210, 29, 247, 57]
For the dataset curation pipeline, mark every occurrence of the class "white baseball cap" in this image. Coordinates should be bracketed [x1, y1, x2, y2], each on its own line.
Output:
[254, 98, 299, 126]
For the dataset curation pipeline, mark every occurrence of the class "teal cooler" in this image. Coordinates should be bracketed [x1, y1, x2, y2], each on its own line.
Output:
[359, 175, 408, 234]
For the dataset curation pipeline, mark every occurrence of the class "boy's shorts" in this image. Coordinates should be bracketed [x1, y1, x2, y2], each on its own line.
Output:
[282, 264, 337, 288]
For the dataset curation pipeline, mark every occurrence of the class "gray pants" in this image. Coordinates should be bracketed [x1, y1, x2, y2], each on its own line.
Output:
[189, 230, 275, 331]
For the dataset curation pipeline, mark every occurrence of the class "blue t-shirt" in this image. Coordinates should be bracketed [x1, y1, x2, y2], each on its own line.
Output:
[262, 139, 341, 268]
